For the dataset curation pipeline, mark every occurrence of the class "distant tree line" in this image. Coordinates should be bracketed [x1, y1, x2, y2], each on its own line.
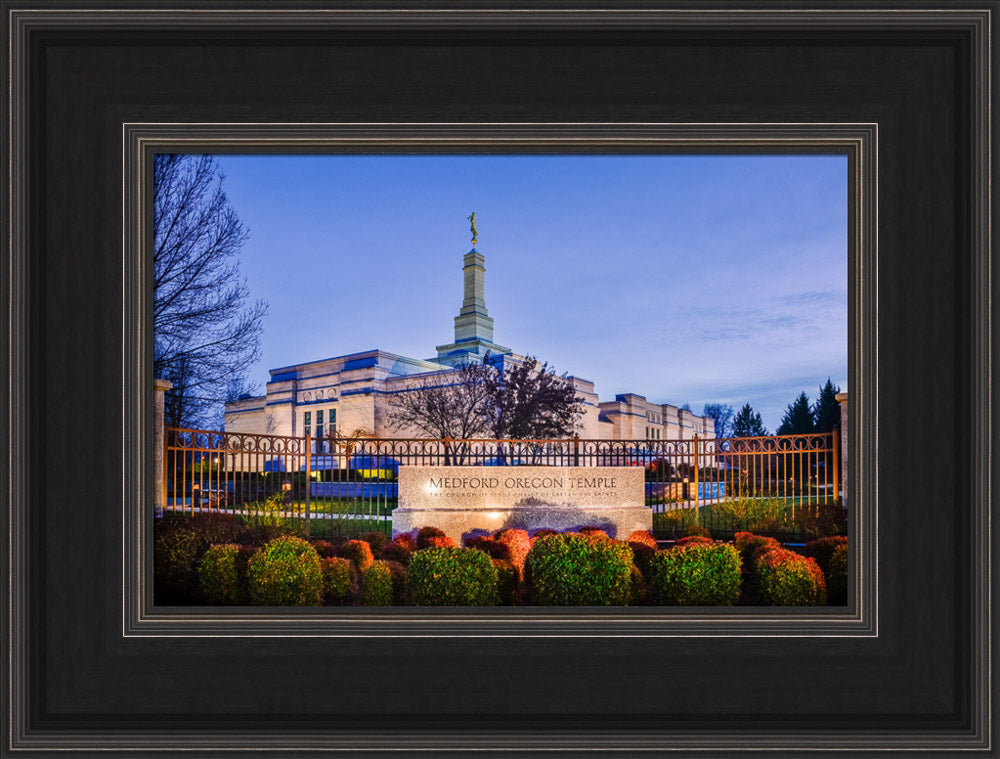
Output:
[701, 378, 841, 439]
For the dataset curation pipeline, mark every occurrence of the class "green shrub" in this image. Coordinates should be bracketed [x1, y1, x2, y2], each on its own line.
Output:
[198, 544, 251, 604]
[804, 535, 848, 576]
[154, 528, 203, 600]
[321, 557, 357, 604]
[628, 563, 648, 605]
[755, 548, 827, 606]
[409, 547, 499, 606]
[649, 543, 741, 606]
[652, 508, 700, 538]
[826, 543, 849, 605]
[493, 559, 520, 606]
[360, 561, 394, 606]
[525, 534, 633, 606]
[247, 536, 323, 606]
[339, 539, 375, 572]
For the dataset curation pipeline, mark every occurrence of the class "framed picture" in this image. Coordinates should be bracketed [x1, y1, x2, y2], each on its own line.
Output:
[4, 3, 993, 756]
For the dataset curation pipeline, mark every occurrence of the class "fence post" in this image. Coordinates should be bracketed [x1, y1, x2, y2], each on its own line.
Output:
[573, 434, 580, 467]
[304, 432, 312, 538]
[693, 433, 700, 502]
[831, 427, 840, 507]
[153, 379, 172, 518]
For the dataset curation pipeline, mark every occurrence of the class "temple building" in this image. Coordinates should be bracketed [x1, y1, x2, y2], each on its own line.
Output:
[224, 219, 715, 443]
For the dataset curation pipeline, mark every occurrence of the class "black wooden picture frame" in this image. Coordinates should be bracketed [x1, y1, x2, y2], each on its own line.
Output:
[3, 3, 995, 756]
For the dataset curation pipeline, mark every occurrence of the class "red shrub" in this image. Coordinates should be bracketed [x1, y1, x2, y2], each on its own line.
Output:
[339, 539, 375, 572]
[464, 536, 513, 562]
[626, 530, 657, 549]
[495, 529, 531, 574]
[677, 535, 714, 546]
[392, 533, 417, 551]
[416, 526, 447, 549]
[311, 539, 338, 559]
[380, 539, 414, 566]
[423, 535, 456, 549]
[578, 527, 610, 540]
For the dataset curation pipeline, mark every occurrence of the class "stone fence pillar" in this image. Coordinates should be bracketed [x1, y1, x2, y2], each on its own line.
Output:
[835, 392, 848, 505]
[153, 379, 173, 518]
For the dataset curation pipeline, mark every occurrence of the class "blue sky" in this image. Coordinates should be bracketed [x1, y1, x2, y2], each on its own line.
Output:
[215, 154, 847, 432]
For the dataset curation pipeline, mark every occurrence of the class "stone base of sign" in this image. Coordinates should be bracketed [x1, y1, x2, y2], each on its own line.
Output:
[393, 465, 651, 543]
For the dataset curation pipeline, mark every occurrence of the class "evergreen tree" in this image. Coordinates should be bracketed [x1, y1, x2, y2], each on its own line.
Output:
[776, 391, 815, 435]
[812, 378, 842, 432]
[731, 403, 767, 437]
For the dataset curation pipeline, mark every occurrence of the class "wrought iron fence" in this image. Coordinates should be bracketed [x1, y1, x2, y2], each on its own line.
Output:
[164, 428, 840, 538]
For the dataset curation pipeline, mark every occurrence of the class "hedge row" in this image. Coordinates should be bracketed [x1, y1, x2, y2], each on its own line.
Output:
[155, 515, 846, 607]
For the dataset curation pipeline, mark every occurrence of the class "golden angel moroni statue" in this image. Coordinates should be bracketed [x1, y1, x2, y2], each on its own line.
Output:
[467, 211, 478, 245]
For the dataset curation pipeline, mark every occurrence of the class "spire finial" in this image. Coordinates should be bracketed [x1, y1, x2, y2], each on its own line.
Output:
[466, 211, 477, 246]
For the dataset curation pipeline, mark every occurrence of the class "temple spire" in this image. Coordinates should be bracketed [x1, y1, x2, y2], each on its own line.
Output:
[432, 216, 511, 366]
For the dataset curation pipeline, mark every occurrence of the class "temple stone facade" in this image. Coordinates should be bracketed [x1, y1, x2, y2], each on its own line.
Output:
[225, 237, 714, 443]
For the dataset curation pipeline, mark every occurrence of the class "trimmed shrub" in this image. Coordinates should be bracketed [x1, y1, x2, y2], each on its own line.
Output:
[424, 535, 456, 549]
[529, 528, 559, 544]
[409, 547, 499, 606]
[685, 525, 713, 539]
[578, 527, 610, 540]
[416, 526, 447, 549]
[464, 535, 513, 562]
[198, 544, 251, 604]
[755, 548, 827, 606]
[677, 535, 714, 547]
[361, 531, 390, 553]
[247, 536, 323, 606]
[734, 532, 782, 569]
[826, 543, 849, 605]
[154, 528, 203, 600]
[626, 530, 657, 549]
[339, 539, 375, 572]
[380, 559, 409, 605]
[649, 543, 742, 606]
[495, 529, 531, 575]
[525, 534, 633, 606]
[805, 535, 848, 576]
[311, 539, 338, 559]
[360, 561, 394, 606]
[493, 559, 520, 605]
[321, 557, 357, 604]
[380, 539, 414, 566]
[628, 541, 656, 578]
[628, 563, 648, 605]
[392, 533, 417, 551]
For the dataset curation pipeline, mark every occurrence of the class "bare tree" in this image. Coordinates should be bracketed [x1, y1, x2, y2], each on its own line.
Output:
[154, 154, 267, 428]
[384, 355, 583, 443]
[384, 363, 493, 439]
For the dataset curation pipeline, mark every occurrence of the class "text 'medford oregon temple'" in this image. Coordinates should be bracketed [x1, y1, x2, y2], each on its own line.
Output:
[224, 220, 715, 443]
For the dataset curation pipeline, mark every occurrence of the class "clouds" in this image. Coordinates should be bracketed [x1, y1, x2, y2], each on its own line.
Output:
[216, 154, 846, 431]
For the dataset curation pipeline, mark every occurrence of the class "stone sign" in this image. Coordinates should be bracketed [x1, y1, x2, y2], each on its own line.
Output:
[393, 465, 651, 542]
